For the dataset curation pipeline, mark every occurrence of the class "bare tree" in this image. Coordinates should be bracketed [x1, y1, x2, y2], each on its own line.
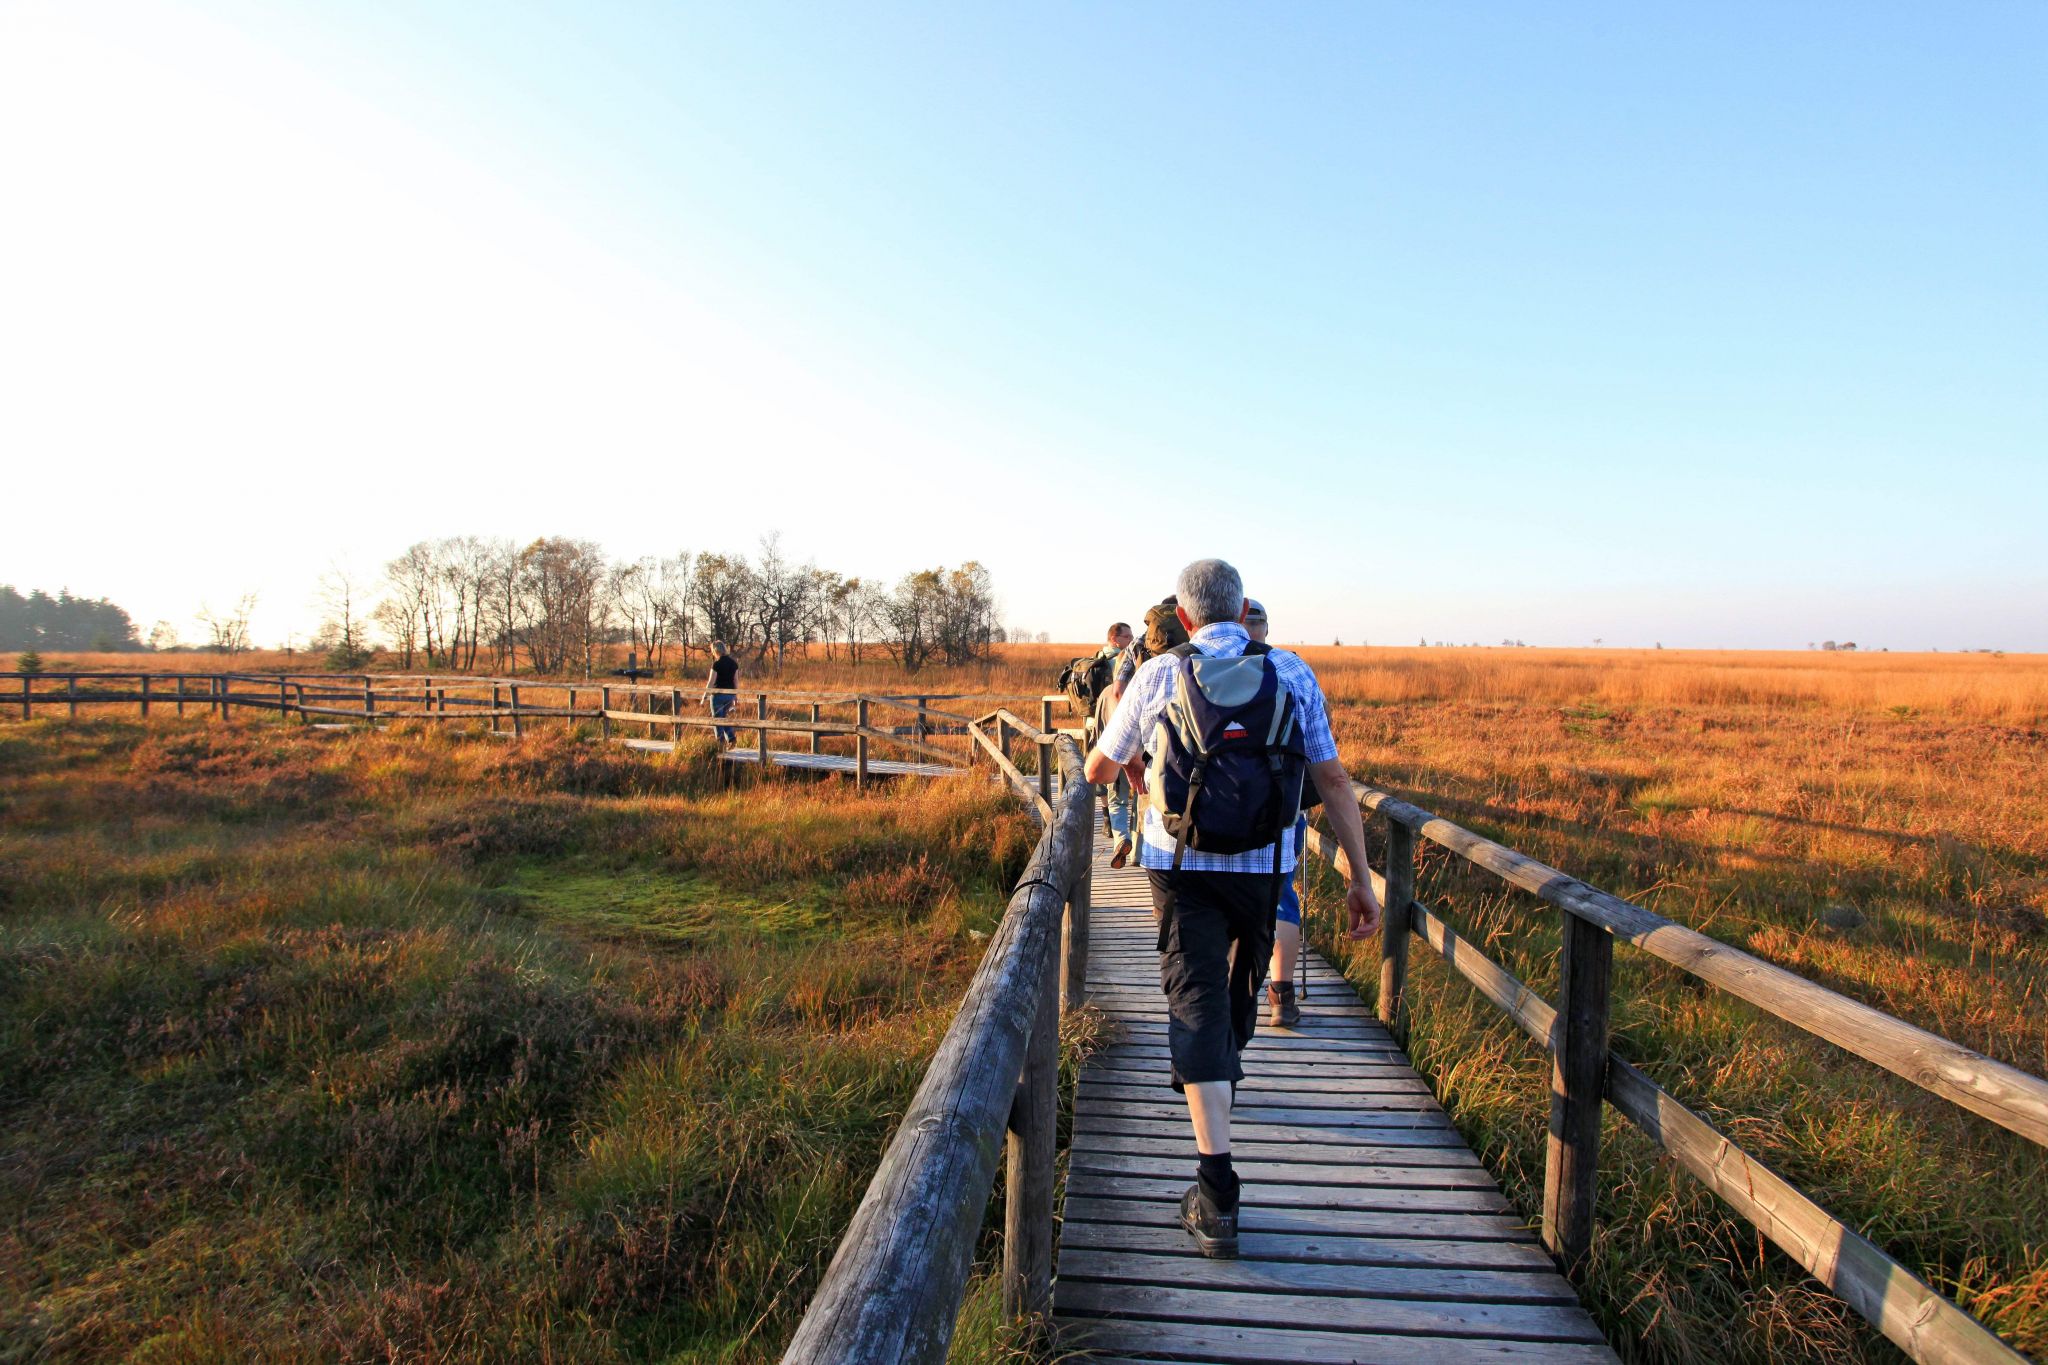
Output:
[749, 533, 816, 673]
[518, 537, 608, 676]
[689, 552, 755, 657]
[196, 594, 258, 657]
[315, 566, 372, 668]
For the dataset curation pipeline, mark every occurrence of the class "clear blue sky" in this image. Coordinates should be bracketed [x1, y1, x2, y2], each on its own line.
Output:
[2, 1, 2042, 649]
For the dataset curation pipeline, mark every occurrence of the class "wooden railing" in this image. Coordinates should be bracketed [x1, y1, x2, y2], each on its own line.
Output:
[780, 729, 1095, 1365]
[1305, 783, 2045, 1365]
[6, 670, 1048, 784]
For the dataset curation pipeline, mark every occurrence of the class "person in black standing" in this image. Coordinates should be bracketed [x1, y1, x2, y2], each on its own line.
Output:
[704, 640, 739, 745]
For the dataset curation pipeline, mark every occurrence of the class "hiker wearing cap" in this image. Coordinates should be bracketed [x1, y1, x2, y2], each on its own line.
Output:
[1245, 599, 1311, 1028]
[1084, 558, 1383, 1258]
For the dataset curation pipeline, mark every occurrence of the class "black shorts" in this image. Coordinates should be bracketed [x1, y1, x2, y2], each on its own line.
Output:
[1149, 869, 1278, 1090]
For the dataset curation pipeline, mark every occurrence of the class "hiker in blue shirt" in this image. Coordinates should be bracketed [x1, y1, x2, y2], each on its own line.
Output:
[1085, 558, 1383, 1259]
[1244, 599, 1311, 1028]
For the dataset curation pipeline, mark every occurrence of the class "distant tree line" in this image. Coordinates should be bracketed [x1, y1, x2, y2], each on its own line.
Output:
[0, 586, 143, 652]
[321, 533, 1001, 676]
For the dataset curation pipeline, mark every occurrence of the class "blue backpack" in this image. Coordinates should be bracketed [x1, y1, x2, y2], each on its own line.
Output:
[1145, 641, 1310, 867]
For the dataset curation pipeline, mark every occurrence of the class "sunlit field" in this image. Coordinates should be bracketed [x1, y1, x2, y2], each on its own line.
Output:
[5, 644, 2045, 1361]
[0, 718, 1048, 1361]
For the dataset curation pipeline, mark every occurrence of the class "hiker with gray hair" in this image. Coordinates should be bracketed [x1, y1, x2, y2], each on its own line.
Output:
[1084, 557, 1383, 1258]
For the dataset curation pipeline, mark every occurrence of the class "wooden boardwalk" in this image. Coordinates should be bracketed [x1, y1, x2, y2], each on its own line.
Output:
[1053, 825, 1618, 1364]
[615, 737, 960, 779]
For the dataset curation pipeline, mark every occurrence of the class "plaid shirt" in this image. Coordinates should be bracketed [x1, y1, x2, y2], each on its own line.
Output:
[1095, 621, 1339, 873]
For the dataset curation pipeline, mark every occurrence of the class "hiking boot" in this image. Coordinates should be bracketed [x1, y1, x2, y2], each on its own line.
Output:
[1266, 981, 1300, 1029]
[1110, 835, 1132, 870]
[1178, 1183, 1239, 1259]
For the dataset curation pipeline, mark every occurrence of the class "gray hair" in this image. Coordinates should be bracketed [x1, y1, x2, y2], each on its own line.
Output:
[1175, 558, 1245, 629]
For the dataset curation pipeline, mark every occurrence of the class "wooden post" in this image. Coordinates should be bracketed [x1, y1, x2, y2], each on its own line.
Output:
[996, 715, 1011, 766]
[421, 676, 431, 714]
[756, 694, 769, 767]
[213, 676, 225, 721]
[68, 675, 78, 720]
[599, 686, 612, 740]
[140, 674, 151, 718]
[809, 702, 822, 755]
[855, 699, 870, 789]
[1037, 739, 1052, 809]
[175, 675, 186, 718]
[1379, 818, 1417, 1038]
[491, 683, 502, 734]
[1039, 697, 1054, 736]
[19, 674, 29, 721]
[1003, 938, 1059, 1322]
[510, 684, 524, 737]
[1062, 807, 1092, 1013]
[566, 687, 576, 733]
[670, 688, 682, 748]
[278, 677, 289, 723]
[296, 683, 309, 724]
[914, 696, 929, 748]
[363, 679, 375, 726]
[1544, 909, 1614, 1272]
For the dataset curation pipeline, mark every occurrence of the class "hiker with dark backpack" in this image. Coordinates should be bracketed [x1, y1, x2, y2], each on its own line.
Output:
[1084, 558, 1382, 1259]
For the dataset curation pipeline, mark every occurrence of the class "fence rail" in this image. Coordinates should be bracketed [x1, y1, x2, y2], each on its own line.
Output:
[5, 670, 1050, 783]
[1302, 782, 2042, 1365]
[780, 728, 1094, 1365]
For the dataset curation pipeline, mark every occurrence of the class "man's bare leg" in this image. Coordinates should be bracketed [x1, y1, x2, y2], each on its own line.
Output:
[1186, 1079, 1232, 1154]
[1269, 920, 1300, 987]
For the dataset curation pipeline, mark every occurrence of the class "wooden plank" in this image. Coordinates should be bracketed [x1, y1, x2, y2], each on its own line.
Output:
[1074, 1095, 1451, 1126]
[1054, 1281, 1608, 1344]
[1069, 1132, 1482, 1168]
[1059, 1194, 1530, 1241]
[1056, 1247, 1577, 1304]
[1054, 1317, 1617, 1365]
[1063, 1172, 1508, 1214]
[1073, 1114, 1465, 1147]
[1058, 1219, 1558, 1271]
[1065, 1150, 1499, 1190]
[1082, 1073, 1431, 1098]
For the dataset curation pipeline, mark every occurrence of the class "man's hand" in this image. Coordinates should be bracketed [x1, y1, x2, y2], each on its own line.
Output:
[1346, 876, 1384, 940]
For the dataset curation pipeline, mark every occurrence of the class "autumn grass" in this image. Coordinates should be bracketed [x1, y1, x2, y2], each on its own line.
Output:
[1275, 657, 2048, 1363]
[0, 716, 1047, 1362]
[8, 645, 2046, 1362]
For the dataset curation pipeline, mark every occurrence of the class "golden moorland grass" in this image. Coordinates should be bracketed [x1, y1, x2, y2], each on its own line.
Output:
[5, 644, 2045, 1362]
[0, 718, 1054, 1362]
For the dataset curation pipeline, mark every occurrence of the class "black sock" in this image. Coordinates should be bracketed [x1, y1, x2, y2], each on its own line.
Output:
[1197, 1152, 1239, 1210]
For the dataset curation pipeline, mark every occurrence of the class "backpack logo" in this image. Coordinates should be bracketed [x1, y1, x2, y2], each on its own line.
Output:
[1221, 722, 1248, 740]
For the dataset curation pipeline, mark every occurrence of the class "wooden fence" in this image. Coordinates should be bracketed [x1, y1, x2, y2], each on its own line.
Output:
[1303, 783, 2045, 1365]
[781, 725, 1095, 1364]
[5, 670, 1051, 785]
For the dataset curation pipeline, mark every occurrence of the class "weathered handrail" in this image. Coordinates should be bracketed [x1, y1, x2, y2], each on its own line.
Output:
[780, 738, 1093, 1365]
[1301, 781, 2043, 1365]
[6, 670, 1012, 779]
